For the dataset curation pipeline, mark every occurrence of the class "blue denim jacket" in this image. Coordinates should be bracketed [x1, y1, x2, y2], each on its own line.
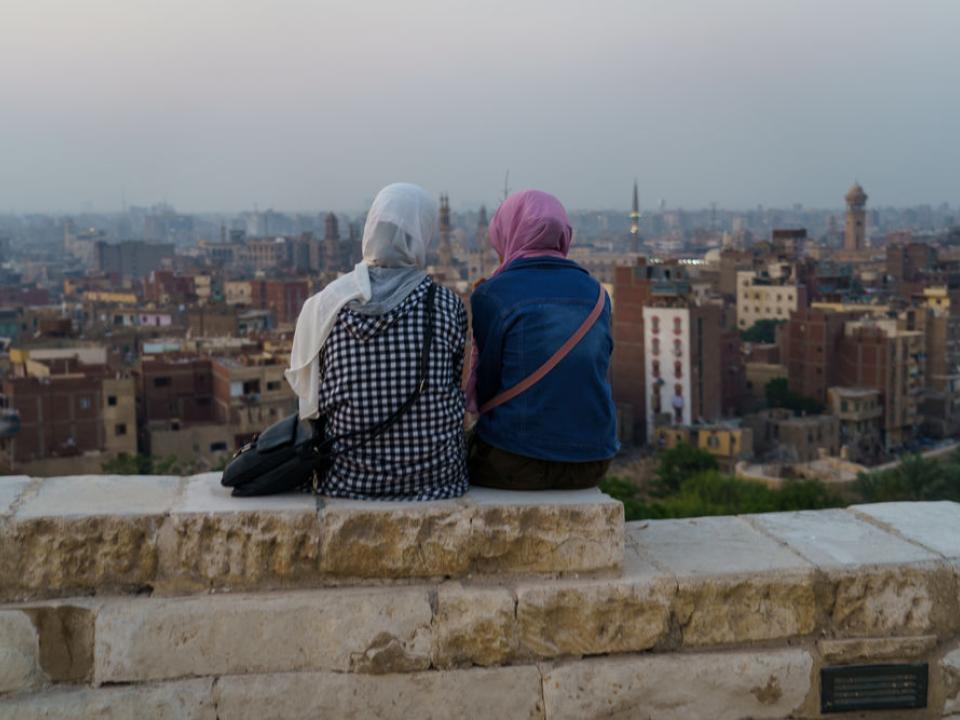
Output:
[471, 256, 619, 462]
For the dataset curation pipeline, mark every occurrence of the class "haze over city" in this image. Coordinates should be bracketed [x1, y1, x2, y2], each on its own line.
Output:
[3, 0, 959, 213]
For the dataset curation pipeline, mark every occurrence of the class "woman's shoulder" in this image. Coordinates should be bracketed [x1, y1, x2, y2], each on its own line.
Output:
[430, 280, 466, 313]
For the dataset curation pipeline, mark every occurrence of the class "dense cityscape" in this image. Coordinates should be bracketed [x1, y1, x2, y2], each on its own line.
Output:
[1, 184, 959, 487]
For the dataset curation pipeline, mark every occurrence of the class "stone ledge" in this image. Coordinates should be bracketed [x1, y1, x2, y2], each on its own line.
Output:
[745, 508, 960, 638]
[3, 502, 959, 689]
[0, 474, 624, 601]
[541, 648, 814, 720]
[0, 610, 41, 695]
[92, 588, 434, 684]
[213, 666, 545, 720]
[0, 678, 215, 720]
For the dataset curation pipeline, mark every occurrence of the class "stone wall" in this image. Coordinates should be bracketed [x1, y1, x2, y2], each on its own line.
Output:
[2, 473, 960, 719]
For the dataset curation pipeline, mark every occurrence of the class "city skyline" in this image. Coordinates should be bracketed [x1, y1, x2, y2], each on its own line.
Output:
[3, 1, 960, 213]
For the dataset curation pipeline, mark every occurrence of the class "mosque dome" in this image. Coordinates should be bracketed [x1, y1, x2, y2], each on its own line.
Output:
[845, 182, 868, 205]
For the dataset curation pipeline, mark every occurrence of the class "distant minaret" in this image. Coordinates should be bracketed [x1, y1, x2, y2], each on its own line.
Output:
[844, 182, 868, 251]
[629, 180, 641, 253]
[324, 212, 340, 272]
[438, 193, 453, 273]
[476, 204, 496, 276]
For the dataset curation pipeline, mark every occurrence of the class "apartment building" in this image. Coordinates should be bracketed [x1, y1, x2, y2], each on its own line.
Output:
[736, 267, 807, 330]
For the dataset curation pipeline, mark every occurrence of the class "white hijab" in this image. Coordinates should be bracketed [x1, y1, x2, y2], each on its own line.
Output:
[285, 183, 438, 419]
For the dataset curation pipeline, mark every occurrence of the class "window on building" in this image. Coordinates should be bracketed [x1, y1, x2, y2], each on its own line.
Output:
[673, 317, 682, 334]
[153, 377, 171, 388]
[115, 423, 127, 436]
[707, 435, 719, 448]
[651, 316, 660, 333]
[79, 397, 91, 410]
[652, 360, 660, 378]
[652, 337, 660, 355]
[674, 339, 683, 355]
[841, 400, 848, 412]
[107, 396, 117, 407]
[674, 360, 683, 378]
[266, 381, 282, 392]
[210, 441, 228, 452]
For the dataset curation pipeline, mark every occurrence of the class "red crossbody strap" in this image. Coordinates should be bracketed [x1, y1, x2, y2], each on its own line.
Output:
[479, 285, 607, 415]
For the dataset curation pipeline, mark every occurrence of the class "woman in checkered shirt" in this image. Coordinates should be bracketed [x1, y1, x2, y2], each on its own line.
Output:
[286, 184, 468, 500]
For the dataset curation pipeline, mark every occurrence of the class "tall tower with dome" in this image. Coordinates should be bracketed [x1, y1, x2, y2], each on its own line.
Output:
[844, 182, 868, 251]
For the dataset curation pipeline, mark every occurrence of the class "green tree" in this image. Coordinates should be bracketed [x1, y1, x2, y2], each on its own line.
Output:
[101, 453, 154, 474]
[603, 469, 845, 521]
[741, 319, 784, 344]
[765, 377, 823, 414]
[654, 443, 718, 495]
[101, 453, 216, 476]
[598, 476, 654, 521]
[856, 452, 960, 503]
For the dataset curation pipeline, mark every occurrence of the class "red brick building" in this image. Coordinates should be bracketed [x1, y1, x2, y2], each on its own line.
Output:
[250, 279, 310, 326]
[135, 357, 216, 428]
[143, 270, 197, 304]
[1, 375, 103, 463]
[779, 308, 859, 406]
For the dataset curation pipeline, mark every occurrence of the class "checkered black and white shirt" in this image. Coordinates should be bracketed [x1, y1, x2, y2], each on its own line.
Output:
[317, 277, 469, 500]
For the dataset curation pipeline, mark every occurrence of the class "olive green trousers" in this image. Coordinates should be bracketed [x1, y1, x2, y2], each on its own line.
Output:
[468, 436, 611, 491]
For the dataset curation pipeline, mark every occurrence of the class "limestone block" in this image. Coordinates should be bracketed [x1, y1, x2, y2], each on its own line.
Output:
[630, 516, 816, 646]
[675, 571, 816, 646]
[1, 514, 164, 602]
[818, 635, 937, 664]
[0, 476, 31, 516]
[748, 509, 959, 637]
[467, 488, 624, 574]
[157, 474, 322, 594]
[542, 648, 813, 720]
[628, 515, 811, 575]
[0, 679, 216, 720]
[944, 645, 960, 714]
[0, 610, 40, 695]
[825, 562, 958, 637]
[16, 475, 182, 519]
[852, 501, 960, 559]
[432, 582, 517, 668]
[23, 604, 96, 683]
[213, 666, 545, 720]
[748, 508, 938, 568]
[94, 587, 432, 683]
[317, 498, 473, 578]
[516, 552, 672, 658]
[2, 475, 181, 601]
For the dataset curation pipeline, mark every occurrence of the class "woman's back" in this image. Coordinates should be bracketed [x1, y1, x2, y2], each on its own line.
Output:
[471, 256, 618, 463]
[318, 277, 468, 500]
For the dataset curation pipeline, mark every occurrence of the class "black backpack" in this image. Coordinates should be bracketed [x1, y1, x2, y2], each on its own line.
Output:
[221, 283, 437, 497]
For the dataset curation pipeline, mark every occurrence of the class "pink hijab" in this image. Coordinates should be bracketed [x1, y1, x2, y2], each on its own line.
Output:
[465, 190, 573, 412]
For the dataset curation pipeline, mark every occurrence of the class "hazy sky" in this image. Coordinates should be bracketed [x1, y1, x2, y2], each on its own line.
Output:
[2, 0, 959, 213]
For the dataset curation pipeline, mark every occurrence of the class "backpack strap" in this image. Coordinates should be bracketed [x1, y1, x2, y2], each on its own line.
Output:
[479, 284, 606, 415]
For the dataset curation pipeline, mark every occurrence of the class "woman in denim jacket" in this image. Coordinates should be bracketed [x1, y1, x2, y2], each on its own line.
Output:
[466, 190, 618, 490]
